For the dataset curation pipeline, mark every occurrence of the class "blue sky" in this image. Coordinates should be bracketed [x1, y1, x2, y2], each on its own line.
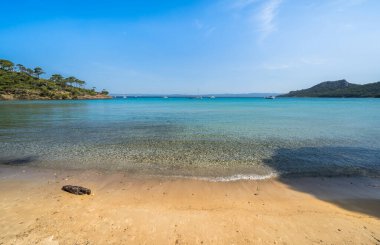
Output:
[1, 0, 380, 93]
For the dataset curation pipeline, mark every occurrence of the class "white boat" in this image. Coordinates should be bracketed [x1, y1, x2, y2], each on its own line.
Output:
[264, 96, 276, 99]
[193, 96, 202, 99]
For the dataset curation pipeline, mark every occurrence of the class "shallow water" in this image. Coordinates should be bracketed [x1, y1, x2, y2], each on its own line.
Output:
[1, 98, 379, 179]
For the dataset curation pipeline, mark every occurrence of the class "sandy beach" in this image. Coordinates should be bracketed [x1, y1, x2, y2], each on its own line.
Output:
[0, 165, 379, 244]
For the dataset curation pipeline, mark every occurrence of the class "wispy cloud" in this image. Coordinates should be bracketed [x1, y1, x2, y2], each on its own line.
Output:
[194, 19, 215, 37]
[257, 0, 283, 40]
[227, 0, 283, 40]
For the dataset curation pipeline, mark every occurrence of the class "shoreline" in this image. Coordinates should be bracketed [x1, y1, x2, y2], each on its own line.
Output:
[0, 94, 112, 100]
[0, 165, 379, 244]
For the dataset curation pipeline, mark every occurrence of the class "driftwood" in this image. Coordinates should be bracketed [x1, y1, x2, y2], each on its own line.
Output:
[62, 185, 91, 195]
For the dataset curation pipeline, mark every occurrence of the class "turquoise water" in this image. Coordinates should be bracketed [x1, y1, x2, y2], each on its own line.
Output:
[1, 98, 379, 179]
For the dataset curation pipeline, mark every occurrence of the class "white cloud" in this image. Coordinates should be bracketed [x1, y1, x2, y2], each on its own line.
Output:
[257, 0, 283, 40]
[228, 0, 283, 40]
[193, 19, 215, 37]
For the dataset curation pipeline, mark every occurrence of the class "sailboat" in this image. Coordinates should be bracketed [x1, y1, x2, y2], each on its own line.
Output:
[264, 96, 276, 99]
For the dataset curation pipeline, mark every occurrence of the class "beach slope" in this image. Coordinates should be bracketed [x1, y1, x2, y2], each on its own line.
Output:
[0, 166, 379, 244]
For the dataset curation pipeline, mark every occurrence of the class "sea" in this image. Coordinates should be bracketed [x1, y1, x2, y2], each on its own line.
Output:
[1, 97, 379, 180]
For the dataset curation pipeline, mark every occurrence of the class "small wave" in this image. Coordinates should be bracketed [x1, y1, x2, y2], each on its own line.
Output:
[162, 172, 278, 182]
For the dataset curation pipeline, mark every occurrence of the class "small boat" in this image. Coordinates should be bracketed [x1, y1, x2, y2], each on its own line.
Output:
[191, 96, 203, 99]
[210, 96, 215, 99]
[264, 96, 276, 99]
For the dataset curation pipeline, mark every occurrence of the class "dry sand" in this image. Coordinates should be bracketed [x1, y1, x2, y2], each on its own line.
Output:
[0, 165, 379, 244]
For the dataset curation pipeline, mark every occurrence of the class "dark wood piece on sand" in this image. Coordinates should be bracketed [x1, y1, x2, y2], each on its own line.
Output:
[62, 185, 91, 195]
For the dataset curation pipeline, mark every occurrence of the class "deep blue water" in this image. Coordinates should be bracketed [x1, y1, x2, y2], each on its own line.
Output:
[1, 98, 379, 179]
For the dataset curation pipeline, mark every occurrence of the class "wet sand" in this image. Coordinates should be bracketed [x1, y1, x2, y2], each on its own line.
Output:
[0, 165, 379, 244]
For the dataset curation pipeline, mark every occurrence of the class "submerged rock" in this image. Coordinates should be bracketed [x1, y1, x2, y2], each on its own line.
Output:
[62, 185, 91, 195]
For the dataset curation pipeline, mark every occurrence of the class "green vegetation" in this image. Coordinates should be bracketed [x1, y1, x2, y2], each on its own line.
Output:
[0, 58, 110, 100]
[279, 79, 380, 98]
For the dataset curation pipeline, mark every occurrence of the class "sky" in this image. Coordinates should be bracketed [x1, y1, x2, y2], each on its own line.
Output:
[1, 0, 380, 94]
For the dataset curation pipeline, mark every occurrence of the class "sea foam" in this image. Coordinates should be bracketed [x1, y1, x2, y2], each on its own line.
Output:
[161, 172, 278, 182]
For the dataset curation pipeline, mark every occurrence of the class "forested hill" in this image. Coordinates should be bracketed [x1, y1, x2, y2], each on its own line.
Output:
[0, 58, 110, 100]
[279, 79, 380, 98]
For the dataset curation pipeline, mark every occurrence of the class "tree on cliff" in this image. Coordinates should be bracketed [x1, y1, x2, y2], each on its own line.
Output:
[16, 64, 27, 73]
[0, 58, 110, 100]
[50, 74, 66, 87]
[33, 67, 45, 78]
[0, 59, 14, 71]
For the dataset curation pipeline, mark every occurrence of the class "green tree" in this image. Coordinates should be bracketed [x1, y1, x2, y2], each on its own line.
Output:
[50, 74, 66, 88]
[0, 58, 112, 99]
[16, 64, 27, 73]
[33, 67, 45, 78]
[0, 59, 14, 71]
[101, 89, 109, 95]
[26, 68, 34, 76]
[64, 76, 77, 87]
[76, 79, 86, 88]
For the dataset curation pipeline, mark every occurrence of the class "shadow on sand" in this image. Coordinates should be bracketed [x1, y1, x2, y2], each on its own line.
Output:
[0, 156, 39, 165]
[263, 146, 380, 218]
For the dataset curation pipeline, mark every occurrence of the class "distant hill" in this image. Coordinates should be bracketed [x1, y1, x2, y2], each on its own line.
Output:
[0, 58, 111, 100]
[279, 79, 380, 98]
